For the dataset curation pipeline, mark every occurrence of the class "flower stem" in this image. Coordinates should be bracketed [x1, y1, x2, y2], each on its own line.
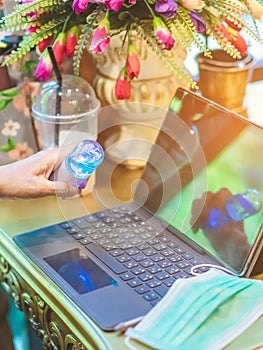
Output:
[62, 11, 73, 33]
[143, 0, 155, 18]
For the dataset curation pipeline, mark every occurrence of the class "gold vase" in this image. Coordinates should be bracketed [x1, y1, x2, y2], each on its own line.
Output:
[90, 34, 189, 168]
[197, 49, 254, 116]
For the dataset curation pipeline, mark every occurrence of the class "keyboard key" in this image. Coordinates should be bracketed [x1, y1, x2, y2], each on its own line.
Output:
[133, 254, 147, 262]
[67, 227, 80, 234]
[135, 285, 150, 295]
[127, 278, 142, 288]
[146, 279, 161, 288]
[126, 247, 140, 256]
[165, 266, 180, 275]
[155, 271, 170, 281]
[158, 260, 172, 268]
[79, 237, 92, 245]
[160, 236, 170, 243]
[73, 218, 91, 229]
[116, 255, 131, 263]
[124, 261, 138, 269]
[85, 215, 98, 223]
[60, 222, 72, 229]
[109, 249, 123, 257]
[153, 243, 167, 251]
[163, 277, 176, 287]
[140, 260, 154, 268]
[72, 233, 87, 240]
[176, 261, 191, 269]
[151, 255, 164, 263]
[137, 243, 150, 250]
[148, 266, 162, 274]
[169, 255, 182, 263]
[90, 232, 103, 240]
[167, 241, 178, 248]
[144, 248, 157, 256]
[182, 253, 194, 260]
[161, 249, 175, 257]
[131, 267, 146, 275]
[119, 272, 134, 281]
[177, 272, 190, 279]
[154, 285, 169, 297]
[138, 272, 153, 282]
[174, 246, 186, 254]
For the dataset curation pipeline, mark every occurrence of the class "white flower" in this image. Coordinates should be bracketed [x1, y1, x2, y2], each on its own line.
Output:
[1, 120, 20, 137]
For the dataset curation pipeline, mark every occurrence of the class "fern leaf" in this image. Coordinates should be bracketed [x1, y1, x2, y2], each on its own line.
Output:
[135, 24, 197, 89]
[73, 11, 101, 75]
[3, 17, 66, 66]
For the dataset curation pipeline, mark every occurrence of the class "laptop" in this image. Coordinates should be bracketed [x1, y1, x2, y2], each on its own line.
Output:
[13, 88, 263, 331]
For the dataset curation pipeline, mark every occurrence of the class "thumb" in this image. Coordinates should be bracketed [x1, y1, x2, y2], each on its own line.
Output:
[54, 181, 79, 198]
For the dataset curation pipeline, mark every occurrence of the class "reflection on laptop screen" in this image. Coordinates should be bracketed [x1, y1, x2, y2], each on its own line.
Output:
[135, 88, 263, 273]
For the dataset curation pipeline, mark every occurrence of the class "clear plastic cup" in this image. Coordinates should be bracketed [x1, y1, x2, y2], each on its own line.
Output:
[32, 74, 100, 149]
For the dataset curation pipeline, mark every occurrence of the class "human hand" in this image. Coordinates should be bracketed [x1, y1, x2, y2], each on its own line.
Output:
[0, 148, 79, 199]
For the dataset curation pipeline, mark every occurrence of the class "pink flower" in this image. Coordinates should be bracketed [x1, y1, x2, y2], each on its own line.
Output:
[72, 0, 89, 14]
[126, 44, 140, 79]
[26, 22, 39, 34]
[52, 32, 66, 65]
[181, 0, 205, 10]
[115, 68, 131, 100]
[35, 49, 52, 80]
[90, 18, 110, 54]
[105, 0, 124, 11]
[153, 17, 174, 50]
[66, 26, 79, 58]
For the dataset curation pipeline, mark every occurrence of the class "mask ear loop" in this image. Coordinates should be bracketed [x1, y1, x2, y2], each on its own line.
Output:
[125, 336, 140, 350]
[190, 264, 237, 276]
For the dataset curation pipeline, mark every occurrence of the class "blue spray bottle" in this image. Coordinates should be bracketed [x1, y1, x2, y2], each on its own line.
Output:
[52, 140, 104, 190]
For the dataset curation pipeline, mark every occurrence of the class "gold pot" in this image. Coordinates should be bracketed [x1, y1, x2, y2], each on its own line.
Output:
[197, 49, 254, 115]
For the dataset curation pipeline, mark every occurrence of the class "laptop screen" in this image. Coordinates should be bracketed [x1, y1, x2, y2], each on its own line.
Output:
[135, 88, 263, 274]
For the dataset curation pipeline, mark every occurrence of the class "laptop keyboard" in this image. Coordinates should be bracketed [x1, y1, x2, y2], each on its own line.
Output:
[60, 206, 207, 306]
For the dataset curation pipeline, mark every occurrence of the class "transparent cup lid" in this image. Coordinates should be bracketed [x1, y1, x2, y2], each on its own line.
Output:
[33, 74, 100, 121]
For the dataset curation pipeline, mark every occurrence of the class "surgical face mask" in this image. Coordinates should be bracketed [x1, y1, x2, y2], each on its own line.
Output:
[125, 268, 263, 350]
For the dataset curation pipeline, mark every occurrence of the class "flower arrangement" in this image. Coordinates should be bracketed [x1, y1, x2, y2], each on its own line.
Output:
[1, 0, 263, 100]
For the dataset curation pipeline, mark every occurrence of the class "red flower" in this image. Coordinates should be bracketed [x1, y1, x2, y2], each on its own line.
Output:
[224, 17, 243, 31]
[115, 68, 131, 100]
[37, 35, 54, 53]
[52, 32, 66, 65]
[214, 23, 232, 42]
[228, 28, 248, 56]
[66, 26, 79, 58]
[126, 44, 140, 79]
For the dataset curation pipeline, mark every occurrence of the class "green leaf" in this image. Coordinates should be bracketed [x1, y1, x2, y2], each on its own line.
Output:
[0, 138, 16, 152]
[8, 138, 16, 149]
[0, 87, 19, 97]
[0, 99, 13, 110]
